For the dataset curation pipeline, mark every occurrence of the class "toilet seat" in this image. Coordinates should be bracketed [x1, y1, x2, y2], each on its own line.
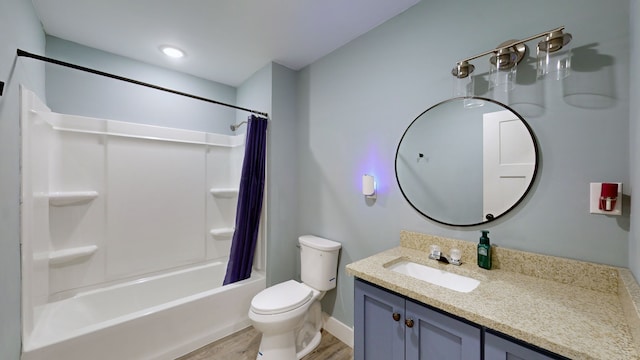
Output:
[251, 280, 313, 315]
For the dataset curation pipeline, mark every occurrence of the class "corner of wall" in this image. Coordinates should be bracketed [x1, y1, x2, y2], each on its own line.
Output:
[0, 1, 46, 358]
[629, 0, 640, 281]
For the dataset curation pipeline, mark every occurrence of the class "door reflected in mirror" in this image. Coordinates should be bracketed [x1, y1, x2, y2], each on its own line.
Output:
[395, 97, 538, 226]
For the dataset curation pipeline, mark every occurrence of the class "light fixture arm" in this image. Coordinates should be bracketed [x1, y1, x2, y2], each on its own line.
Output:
[454, 26, 565, 66]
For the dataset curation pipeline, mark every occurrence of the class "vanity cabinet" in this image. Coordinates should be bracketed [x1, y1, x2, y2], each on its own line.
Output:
[355, 279, 565, 360]
[485, 332, 561, 360]
[354, 279, 481, 360]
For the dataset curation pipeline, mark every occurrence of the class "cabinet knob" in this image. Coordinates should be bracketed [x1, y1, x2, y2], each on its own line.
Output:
[392, 312, 401, 321]
[405, 318, 414, 328]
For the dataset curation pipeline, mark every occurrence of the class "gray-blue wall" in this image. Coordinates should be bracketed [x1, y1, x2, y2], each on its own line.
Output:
[297, 0, 633, 327]
[0, 1, 45, 358]
[266, 63, 300, 286]
[630, 0, 640, 279]
[45, 36, 237, 133]
[1, 1, 639, 358]
[235, 61, 301, 288]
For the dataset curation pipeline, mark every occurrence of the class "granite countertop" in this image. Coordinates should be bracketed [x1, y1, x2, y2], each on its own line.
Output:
[346, 231, 640, 360]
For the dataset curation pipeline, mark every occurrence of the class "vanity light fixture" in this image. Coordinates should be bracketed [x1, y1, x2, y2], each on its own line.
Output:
[160, 45, 185, 59]
[451, 26, 572, 91]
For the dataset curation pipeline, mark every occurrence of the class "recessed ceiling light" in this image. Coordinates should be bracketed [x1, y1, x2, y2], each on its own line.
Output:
[160, 45, 185, 58]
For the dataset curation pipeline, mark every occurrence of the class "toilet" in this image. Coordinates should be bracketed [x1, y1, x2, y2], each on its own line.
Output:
[249, 235, 341, 360]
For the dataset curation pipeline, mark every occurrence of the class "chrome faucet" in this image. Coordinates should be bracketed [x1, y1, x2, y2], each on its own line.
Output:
[428, 245, 462, 266]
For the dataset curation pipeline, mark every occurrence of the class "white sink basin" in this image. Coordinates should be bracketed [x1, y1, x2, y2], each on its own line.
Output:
[387, 260, 480, 293]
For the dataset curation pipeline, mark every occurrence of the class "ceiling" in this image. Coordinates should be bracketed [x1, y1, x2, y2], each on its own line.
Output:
[31, 0, 420, 87]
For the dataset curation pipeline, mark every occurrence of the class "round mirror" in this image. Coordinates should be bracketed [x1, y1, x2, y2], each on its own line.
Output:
[395, 97, 539, 226]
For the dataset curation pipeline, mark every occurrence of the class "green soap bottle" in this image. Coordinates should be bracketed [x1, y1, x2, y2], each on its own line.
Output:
[477, 230, 491, 270]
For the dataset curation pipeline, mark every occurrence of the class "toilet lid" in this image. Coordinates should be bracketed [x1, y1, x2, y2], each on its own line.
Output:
[251, 280, 313, 315]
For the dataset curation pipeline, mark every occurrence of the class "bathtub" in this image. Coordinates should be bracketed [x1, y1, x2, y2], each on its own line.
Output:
[21, 260, 266, 360]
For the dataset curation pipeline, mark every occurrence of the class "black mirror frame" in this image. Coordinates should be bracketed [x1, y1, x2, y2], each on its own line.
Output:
[395, 96, 540, 227]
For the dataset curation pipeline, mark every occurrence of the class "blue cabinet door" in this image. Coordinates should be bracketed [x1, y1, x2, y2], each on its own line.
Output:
[405, 299, 481, 360]
[355, 280, 405, 360]
[485, 332, 561, 360]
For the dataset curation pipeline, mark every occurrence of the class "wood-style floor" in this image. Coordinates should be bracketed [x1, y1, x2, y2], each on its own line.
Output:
[176, 327, 353, 360]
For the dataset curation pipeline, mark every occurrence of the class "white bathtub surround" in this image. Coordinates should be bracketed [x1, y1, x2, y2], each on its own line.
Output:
[20, 87, 266, 360]
[48, 245, 98, 266]
[22, 262, 265, 360]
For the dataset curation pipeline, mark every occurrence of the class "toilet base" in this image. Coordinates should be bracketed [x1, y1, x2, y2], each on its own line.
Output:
[251, 284, 326, 360]
[296, 330, 321, 359]
[255, 329, 322, 360]
[295, 301, 322, 358]
[256, 330, 297, 360]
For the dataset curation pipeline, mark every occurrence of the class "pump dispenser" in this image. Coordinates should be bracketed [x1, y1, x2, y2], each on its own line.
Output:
[477, 230, 492, 270]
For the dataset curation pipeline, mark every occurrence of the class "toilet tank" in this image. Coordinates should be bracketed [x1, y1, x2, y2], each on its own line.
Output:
[299, 235, 341, 291]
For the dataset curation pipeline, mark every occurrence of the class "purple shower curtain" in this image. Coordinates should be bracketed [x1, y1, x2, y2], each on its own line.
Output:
[223, 115, 268, 285]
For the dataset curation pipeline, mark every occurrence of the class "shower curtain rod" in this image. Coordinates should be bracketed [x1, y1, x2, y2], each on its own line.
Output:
[16, 49, 269, 118]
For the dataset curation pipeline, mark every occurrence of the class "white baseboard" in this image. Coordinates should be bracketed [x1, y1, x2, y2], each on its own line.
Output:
[322, 312, 353, 348]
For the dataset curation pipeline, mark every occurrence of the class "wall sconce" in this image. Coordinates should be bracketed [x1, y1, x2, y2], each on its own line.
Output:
[362, 174, 376, 199]
[537, 30, 572, 80]
[488, 41, 524, 91]
[451, 26, 573, 91]
[452, 61, 475, 97]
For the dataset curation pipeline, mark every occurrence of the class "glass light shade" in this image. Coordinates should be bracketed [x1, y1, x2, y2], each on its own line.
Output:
[509, 71, 545, 117]
[537, 33, 572, 80]
[489, 50, 517, 91]
[453, 74, 474, 97]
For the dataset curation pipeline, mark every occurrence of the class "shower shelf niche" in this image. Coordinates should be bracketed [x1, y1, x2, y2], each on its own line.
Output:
[48, 191, 99, 206]
[210, 188, 239, 198]
[210, 228, 235, 238]
[49, 245, 98, 266]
